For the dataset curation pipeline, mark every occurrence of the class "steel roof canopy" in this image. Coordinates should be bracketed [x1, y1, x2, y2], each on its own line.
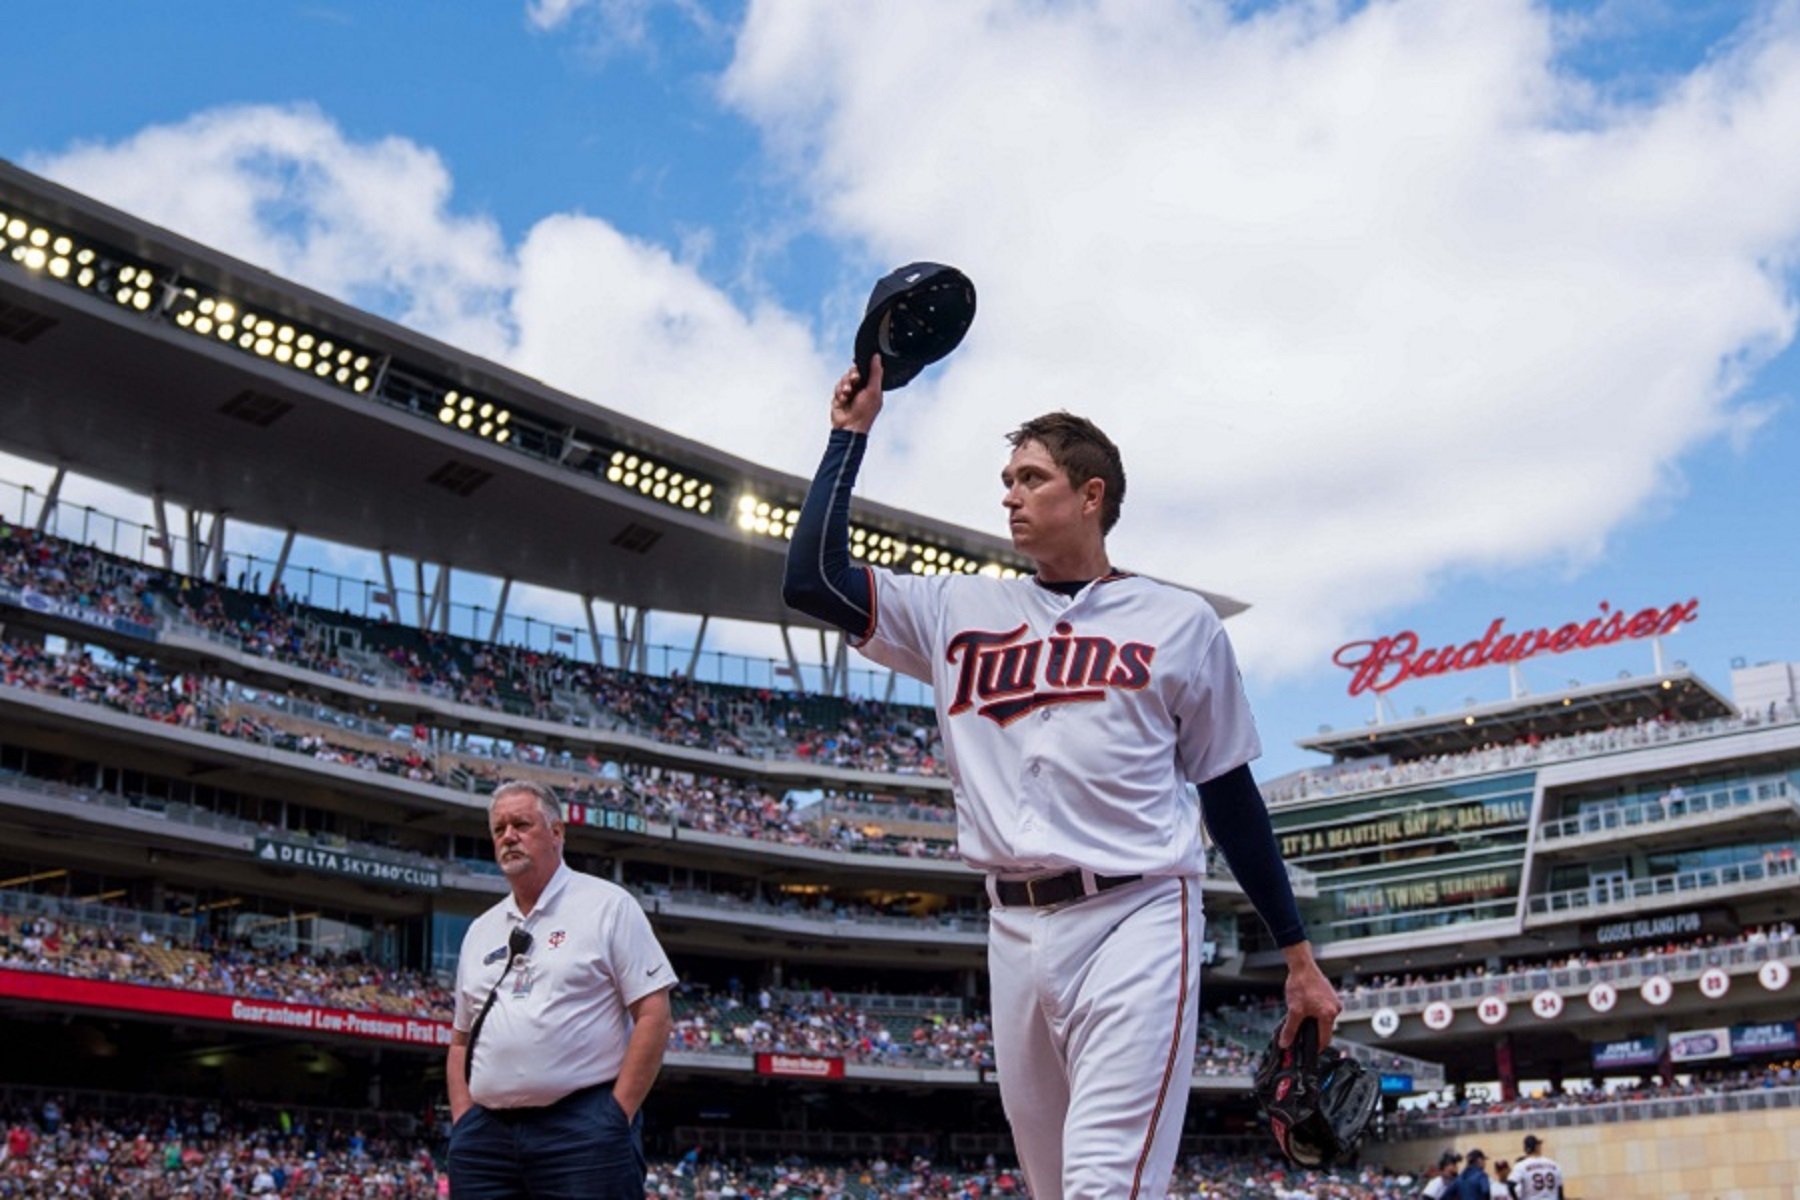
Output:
[1299, 671, 1734, 763]
[0, 159, 1246, 625]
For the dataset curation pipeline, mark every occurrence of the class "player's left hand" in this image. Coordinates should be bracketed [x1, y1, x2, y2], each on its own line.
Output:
[1278, 943, 1342, 1049]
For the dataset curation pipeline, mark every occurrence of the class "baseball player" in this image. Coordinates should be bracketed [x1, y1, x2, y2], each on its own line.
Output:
[783, 358, 1340, 1199]
[1512, 1135, 1563, 1200]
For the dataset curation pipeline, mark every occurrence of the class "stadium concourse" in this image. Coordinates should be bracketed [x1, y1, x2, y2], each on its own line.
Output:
[3, 164, 1800, 1197]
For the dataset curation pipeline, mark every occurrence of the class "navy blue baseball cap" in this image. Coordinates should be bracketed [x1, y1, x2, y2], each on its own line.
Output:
[854, 262, 976, 390]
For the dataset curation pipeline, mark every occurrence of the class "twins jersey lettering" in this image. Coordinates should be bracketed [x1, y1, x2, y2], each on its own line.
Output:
[1511, 1156, 1563, 1200]
[857, 569, 1260, 877]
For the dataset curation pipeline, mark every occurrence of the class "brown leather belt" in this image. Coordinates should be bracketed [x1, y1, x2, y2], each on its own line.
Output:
[993, 870, 1142, 908]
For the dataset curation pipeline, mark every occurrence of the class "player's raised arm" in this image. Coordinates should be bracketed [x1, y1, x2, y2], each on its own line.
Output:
[781, 358, 884, 637]
[830, 355, 883, 435]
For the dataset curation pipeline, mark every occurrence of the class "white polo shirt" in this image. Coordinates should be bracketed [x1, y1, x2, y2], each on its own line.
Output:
[453, 862, 676, 1108]
[857, 571, 1260, 877]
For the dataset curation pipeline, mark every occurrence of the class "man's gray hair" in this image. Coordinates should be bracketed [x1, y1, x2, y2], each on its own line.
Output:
[488, 779, 564, 829]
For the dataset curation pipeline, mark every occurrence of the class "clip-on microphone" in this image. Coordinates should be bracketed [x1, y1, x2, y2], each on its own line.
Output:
[465, 927, 533, 1084]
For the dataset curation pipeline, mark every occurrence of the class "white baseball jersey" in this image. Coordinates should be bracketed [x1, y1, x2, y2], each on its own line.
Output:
[454, 863, 675, 1108]
[1511, 1157, 1561, 1200]
[856, 569, 1260, 876]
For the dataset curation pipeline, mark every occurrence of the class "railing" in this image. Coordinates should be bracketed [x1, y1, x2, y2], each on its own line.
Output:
[1203, 846, 1318, 896]
[1528, 856, 1800, 918]
[0, 767, 451, 878]
[769, 988, 967, 1016]
[828, 796, 956, 828]
[1212, 1005, 1446, 1089]
[212, 644, 951, 790]
[1341, 936, 1800, 1016]
[643, 888, 988, 936]
[0, 886, 197, 942]
[1541, 776, 1794, 842]
[0, 1082, 429, 1135]
[670, 1126, 935, 1158]
[7, 477, 935, 704]
[1270, 706, 1800, 806]
[1389, 1084, 1800, 1140]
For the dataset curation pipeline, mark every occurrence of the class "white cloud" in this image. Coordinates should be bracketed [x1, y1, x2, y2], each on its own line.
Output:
[720, 0, 1800, 671]
[507, 213, 835, 470]
[17, 0, 1800, 685]
[30, 104, 516, 359]
[524, 0, 721, 56]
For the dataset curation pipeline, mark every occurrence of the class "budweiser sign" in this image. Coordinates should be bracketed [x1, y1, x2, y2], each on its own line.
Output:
[1333, 599, 1699, 697]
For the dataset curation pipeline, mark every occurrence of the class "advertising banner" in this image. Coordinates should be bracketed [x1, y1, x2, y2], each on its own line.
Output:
[1331, 599, 1700, 696]
[255, 838, 441, 892]
[1591, 1036, 1659, 1070]
[562, 802, 648, 836]
[754, 1053, 845, 1080]
[0, 586, 158, 641]
[1729, 1022, 1800, 1056]
[0, 968, 452, 1048]
[1592, 910, 1701, 946]
[1668, 1027, 1732, 1063]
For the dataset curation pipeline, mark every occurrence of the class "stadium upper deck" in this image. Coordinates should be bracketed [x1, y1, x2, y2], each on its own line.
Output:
[1258, 658, 1800, 1090]
[0, 157, 1242, 647]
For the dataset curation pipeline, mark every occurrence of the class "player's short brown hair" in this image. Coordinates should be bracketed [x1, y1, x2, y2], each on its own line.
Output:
[1007, 412, 1126, 534]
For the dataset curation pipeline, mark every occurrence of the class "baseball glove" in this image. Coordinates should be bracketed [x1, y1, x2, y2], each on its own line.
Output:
[1252, 1017, 1380, 1168]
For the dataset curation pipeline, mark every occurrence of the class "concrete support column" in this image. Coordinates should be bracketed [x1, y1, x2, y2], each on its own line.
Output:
[32, 466, 65, 535]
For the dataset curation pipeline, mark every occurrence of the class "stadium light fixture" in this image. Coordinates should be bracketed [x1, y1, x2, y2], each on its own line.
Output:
[607, 449, 714, 515]
[166, 283, 379, 395]
[0, 206, 160, 309]
[436, 390, 513, 445]
[734, 494, 796, 539]
[728, 495, 1023, 575]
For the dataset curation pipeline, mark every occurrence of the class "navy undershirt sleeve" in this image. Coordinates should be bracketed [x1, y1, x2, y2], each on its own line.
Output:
[782, 429, 874, 638]
[1199, 764, 1308, 948]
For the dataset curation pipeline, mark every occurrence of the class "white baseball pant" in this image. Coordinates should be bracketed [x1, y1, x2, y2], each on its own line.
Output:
[987, 875, 1202, 1199]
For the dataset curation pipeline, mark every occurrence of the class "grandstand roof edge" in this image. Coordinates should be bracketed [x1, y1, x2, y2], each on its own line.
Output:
[0, 158, 1247, 619]
[1296, 669, 1734, 760]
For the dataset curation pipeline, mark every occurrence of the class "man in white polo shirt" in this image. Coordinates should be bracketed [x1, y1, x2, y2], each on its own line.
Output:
[447, 780, 676, 1199]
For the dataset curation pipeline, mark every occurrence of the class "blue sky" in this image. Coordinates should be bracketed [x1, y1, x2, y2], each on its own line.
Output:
[4, 0, 1798, 778]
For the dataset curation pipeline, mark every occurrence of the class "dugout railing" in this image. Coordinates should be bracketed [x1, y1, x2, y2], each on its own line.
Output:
[1387, 1083, 1800, 1140]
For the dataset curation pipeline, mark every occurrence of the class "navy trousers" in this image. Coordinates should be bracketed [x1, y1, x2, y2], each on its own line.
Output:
[448, 1083, 644, 1199]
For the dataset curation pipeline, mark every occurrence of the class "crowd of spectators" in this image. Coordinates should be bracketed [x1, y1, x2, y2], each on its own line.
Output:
[1393, 1058, 1800, 1132]
[171, 580, 365, 683]
[1339, 921, 1797, 1004]
[638, 884, 985, 933]
[0, 1096, 439, 1197]
[1267, 702, 1800, 805]
[4, 527, 948, 777]
[0, 1095, 1435, 1200]
[0, 914, 453, 1020]
[665, 987, 1256, 1079]
[17, 524, 1800, 821]
[0, 639, 203, 727]
[643, 1149, 1421, 1199]
[667, 988, 994, 1071]
[0, 636, 955, 859]
[0, 525, 156, 628]
[1, 909, 1261, 1078]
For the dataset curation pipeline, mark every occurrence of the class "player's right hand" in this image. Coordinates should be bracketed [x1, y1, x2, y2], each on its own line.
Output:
[831, 356, 884, 434]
